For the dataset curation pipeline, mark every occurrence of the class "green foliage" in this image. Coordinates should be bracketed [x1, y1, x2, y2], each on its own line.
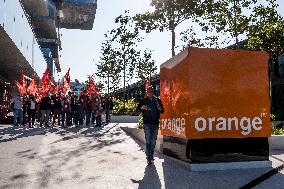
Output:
[180, 26, 219, 49]
[272, 124, 284, 135]
[271, 112, 284, 135]
[133, 0, 203, 56]
[112, 98, 139, 116]
[97, 12, 157, 94]
[136, 50, 157, 81]
[197, 0, 281, 48]
[137, 114, 144, 129]
[96, 34, 122, 93]
[247, 21, 284, 56]
[198, 0, 256, 47]
[110, 11, 142, 97]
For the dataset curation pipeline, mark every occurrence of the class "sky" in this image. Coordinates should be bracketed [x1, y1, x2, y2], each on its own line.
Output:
[56, 0, 284, 83]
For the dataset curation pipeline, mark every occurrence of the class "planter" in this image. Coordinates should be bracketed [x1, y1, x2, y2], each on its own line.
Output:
[269, 135, 284, 150]
[110, 115, 139, 123]
[272, 121, 284, 126]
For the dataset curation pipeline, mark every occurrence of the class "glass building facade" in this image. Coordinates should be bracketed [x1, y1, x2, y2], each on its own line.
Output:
[0, 0, 47, 79]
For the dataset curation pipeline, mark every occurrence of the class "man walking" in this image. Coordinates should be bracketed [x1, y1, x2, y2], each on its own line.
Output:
[137, 86, 164, 165]
[11, 92, 23, 127]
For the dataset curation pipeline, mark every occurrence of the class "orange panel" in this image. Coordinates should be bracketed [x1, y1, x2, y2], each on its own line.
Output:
[160, 48, 271, 139]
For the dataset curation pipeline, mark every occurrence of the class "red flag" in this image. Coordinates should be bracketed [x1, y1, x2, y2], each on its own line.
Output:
[87, 76, 93, 96]
[55, 85, 60, 94]
[145, 80, 150, 97]
[15, 80, 25, 96]
[62, 68, 71, 95]
[65, 68, 70, 85]
[15, 70, 27, 95]
[27, 76, 38, 95]
[21, 70, 26, 93]
[36, 89, 46, 102]
[41, 68, 54, 93]
[87, 76, 99, 96]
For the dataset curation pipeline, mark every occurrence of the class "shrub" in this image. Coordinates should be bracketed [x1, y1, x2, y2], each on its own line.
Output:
[272, 124, 284, 135]
[137, 114, 144, 129]
[112, 98, 139, 116]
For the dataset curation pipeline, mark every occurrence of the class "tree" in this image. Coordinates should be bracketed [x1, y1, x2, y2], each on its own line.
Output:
[247, 21, 284, 76]
[136, 50, 157, 82]
[110, 12, 142, 102]
[247, 0, 282, 76]
[196, 0, 260, 49]
[197, 0, 281, 49]
[180, 26, 219, 49]
[96, 34, 122, 94]
[134, 0, 203, 57]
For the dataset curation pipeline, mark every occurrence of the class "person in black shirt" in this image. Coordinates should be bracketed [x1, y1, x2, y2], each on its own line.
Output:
[105, 94, 114, 124]
[52, 94, 62, 126]
[136, 86, 164, 165]
[61, 97, 71, 127]
[73, 96, 80, 127]
[85, 95, 92, 126]
[22, 95, 29, 126]
[68, 92, 75, 126]
[40, 93, 51, 127]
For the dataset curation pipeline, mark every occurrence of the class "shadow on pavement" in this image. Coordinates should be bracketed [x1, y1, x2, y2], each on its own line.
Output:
[0, 123, 110, 143]
[0, 125, 48, 143]
[125, 131, 278, 189]
[0, 123, 123, 189]
[131, 165, 162, 189]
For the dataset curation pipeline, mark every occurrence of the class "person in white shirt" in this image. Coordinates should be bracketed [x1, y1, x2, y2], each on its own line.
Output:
[10, 92, 23, 127]
[28, 95, 36, 128]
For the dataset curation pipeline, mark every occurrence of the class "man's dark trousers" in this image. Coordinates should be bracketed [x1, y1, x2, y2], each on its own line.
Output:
[144, 124, 159, 159]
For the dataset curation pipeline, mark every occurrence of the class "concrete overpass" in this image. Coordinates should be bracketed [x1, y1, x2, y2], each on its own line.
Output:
[58, 0, 97, 30]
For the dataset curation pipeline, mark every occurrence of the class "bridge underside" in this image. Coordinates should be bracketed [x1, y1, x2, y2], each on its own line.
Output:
[59, 2, 97, 30]
[0, 27, 38, 84]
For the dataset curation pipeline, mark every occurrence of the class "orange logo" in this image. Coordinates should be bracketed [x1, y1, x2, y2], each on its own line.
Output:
[160, 48, 271, 139]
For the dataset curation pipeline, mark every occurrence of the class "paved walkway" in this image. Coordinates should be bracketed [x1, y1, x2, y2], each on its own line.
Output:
[0, 123, 284, 189]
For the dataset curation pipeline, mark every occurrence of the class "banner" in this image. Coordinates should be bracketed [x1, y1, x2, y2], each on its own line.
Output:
[87, 76, 99, 96]
[62, 68, 71, 95]
[27, 75, 38, 95]
[15, 70, 27, 95]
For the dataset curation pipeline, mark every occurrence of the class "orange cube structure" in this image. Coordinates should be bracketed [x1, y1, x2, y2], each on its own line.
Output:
[160, 48, 271, 139]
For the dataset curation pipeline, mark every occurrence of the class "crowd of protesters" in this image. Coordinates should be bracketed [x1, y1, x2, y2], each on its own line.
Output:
[10, 90, 114, 128]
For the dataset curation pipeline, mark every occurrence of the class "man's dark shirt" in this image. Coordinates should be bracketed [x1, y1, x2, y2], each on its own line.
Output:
[40, 96, 51, 110]
[136, 96, 164, 125]
[53, 98, 62, 110]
